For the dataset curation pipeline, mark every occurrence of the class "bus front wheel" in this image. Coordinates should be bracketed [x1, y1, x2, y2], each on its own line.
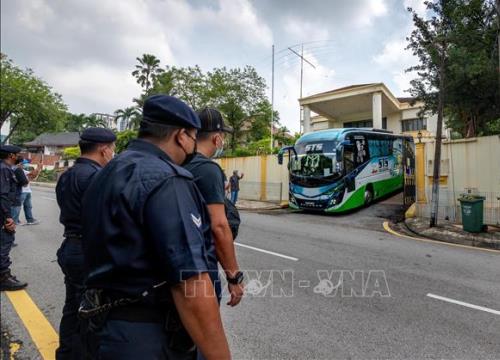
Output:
[364, 187, 373, 206]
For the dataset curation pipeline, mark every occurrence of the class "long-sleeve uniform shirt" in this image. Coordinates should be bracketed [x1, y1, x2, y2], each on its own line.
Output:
[0, 162, 16, 224]
[81, 139, 219, 297]
[56, 158, 101, 237]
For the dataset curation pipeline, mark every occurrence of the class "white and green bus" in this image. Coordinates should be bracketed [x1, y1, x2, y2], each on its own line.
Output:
[278, 128, 415, 213]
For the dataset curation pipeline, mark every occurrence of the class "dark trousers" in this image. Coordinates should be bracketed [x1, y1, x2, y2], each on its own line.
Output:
[93, 320, 197, 360]
[0, 228, 15, 275]
[56, 238, 86, 360]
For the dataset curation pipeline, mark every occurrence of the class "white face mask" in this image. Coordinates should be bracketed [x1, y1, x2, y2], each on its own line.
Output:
[213, 135, 225, 158]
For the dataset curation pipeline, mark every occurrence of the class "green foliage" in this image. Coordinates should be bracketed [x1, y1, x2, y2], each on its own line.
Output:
[115, 130, 137, 154]
[62, 113, 107, 132]
[131, 54, 163, 93]
[62, 146, 80, 160]
[1, 53, 68, 144]
[37, 169, 57, 183]
[406, 0, 500, 137]
[114, 107, 141, 130]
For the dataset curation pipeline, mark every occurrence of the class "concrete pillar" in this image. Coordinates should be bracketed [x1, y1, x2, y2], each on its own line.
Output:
[303, 105, 311, 133]
[415, 142, 427, 203]
[372, 92, 382, 129]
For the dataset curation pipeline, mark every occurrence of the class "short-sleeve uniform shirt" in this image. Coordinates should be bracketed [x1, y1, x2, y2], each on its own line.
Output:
[184, 153, 226, 205]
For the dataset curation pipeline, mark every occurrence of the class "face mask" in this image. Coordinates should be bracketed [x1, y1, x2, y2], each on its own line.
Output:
[179, 132, 197, 166]
[213, 135, 225, 159]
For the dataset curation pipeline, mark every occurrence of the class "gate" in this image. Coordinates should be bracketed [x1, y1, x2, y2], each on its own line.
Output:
[403, 139, 416, 208]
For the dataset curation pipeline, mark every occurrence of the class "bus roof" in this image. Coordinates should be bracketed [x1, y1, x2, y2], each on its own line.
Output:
[297, 128, 412, 144]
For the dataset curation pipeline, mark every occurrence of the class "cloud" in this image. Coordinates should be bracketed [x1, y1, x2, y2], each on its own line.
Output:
[283, 17, 329, 43]
[197, 0, 273, 48]
[403, 0, 428, 17]
[372, 38, 417, 95]
[355, 0, 388, 27]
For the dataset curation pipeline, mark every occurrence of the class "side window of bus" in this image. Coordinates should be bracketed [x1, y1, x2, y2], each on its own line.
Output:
[353, 136, 368, 165]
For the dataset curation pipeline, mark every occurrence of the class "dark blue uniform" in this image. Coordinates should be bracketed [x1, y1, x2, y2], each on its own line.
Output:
[55, 157, 101, 359]
[81, 139, 219, 359]
[0, 161, 17, 274]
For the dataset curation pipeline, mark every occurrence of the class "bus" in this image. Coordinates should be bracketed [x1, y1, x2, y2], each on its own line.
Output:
[278, 128, 415, 213]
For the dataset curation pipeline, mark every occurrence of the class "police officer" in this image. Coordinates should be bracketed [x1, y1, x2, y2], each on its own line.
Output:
[185, 108, 244, 307]
[81, 95, 230, 359]
[0, 145, 28, 291]
[55, 127, 116, 359]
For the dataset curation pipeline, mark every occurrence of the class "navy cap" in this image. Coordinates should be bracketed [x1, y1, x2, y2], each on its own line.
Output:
[142, 95, 201, 129]
[0, 145, 22, 154]
[198, 108, 233, 133]
[80, 127, 117, 143]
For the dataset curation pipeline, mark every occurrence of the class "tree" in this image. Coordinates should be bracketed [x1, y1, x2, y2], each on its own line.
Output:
[131, 54, 163, 94]
[206, 66, 272, 151]
[114, 107, 141, 130]
[63, 113, 107, 132]
[1, 54, 67, 144]
[406, 0, 500, 138]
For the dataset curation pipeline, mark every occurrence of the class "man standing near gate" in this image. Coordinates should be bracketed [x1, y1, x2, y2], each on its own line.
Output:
[55, 127, 116, 359]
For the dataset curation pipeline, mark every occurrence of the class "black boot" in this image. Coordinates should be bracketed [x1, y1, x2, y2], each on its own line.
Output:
[0, 271, 28, 291]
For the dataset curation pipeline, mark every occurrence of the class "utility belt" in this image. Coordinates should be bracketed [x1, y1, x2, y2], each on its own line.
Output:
[78, 283, 195, 351]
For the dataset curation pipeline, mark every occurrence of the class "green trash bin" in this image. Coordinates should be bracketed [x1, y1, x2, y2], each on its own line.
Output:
[458, 196, 485, 233]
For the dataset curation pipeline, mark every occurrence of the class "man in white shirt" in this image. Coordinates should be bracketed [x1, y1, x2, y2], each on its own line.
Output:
[20, 164, 40, 225]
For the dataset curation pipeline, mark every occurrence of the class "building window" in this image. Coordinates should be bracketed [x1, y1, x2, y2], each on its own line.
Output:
[382, 117, 387, 130]
[344, 120, 373, 128]
[401, 118, 426, 132]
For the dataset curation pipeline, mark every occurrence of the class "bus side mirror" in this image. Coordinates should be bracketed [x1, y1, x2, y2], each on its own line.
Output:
[277, 152, 284, 165]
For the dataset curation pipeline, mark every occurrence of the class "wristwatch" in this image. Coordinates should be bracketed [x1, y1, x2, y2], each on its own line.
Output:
[227, 271, 244, 285]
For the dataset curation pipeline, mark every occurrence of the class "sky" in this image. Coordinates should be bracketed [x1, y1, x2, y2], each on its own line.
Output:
[1, 0, 428, 133]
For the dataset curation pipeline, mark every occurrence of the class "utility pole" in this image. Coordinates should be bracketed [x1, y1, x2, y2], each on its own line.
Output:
[271, 44, 275, 151]
[430, 43, 446, 228]
[288, 46, 316, 133]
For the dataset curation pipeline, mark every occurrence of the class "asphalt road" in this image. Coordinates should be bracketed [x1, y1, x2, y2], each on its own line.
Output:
[1, 186, 499, 359]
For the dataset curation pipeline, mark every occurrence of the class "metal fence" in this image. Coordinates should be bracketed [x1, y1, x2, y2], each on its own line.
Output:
[237, 181, 283, 203]
[417, 189, 500, 226]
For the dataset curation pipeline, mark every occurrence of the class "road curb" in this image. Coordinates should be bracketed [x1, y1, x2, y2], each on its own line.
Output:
[383, 221, 500, 253]
[404, 218, 500, 250]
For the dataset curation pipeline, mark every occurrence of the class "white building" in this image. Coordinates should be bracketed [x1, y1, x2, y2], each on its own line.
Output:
[92, 113, 118, 131]
[299, 83, 446, 140]
[0, 118, 11, 144]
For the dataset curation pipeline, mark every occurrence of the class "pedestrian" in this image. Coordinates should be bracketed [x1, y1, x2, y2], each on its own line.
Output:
[184, 108, 244, 307]
[0, 145, 28, 291]
[19, 161, 40, 225]
[229, 170, 244, 204]
[80, 95, 230, 359]
[55, 127, 116, 360]
[11, 156, 29, 225]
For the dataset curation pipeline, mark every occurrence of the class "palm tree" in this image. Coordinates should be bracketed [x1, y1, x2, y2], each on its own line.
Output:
[131, 54, 163, 93]
[114, 107, 140, 131]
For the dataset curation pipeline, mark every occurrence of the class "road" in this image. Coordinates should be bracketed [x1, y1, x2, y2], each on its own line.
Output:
[1, 186, 499, 359]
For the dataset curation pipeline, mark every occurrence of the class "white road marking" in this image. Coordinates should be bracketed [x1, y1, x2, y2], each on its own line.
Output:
[40, 196, 56, 201]
[235, 242, 299, 261]
[427, 293, 500, 316]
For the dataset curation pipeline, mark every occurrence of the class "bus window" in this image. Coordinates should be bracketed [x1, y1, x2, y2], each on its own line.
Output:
[353, 136, 368, 164]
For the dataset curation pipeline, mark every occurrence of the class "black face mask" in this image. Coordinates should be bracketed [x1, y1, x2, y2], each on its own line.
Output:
[179, 132, 197, 166]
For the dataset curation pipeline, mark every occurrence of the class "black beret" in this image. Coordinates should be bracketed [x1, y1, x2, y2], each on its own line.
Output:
[80, 127, 117, 143]
[142, 95, 200, 129]
[0, 145, 22, 154]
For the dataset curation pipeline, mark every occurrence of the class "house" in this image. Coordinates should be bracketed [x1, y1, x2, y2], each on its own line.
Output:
[299, 83, 446, 140]
[24, 132, 80, 155]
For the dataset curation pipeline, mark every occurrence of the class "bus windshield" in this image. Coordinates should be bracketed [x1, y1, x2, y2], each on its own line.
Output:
[290, 140, 341, 180]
